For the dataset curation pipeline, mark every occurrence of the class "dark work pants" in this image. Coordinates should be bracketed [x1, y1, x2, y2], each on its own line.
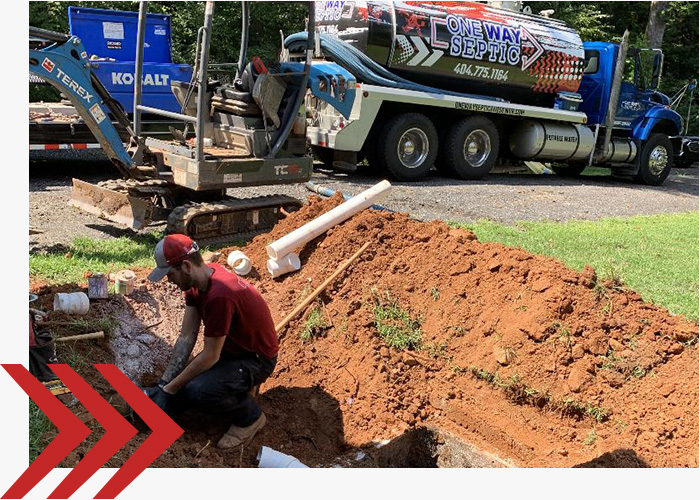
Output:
[175, 351, 276, 427]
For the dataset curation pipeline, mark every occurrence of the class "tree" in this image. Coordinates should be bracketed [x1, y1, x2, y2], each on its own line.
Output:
[645, 1, 670, 49]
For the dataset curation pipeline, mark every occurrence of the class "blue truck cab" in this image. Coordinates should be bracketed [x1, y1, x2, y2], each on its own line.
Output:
[577, 41, 683, 183]
[68, 6, 192, 114]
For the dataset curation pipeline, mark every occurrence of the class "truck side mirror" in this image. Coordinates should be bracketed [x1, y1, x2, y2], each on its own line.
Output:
[651, 52, 664, 89]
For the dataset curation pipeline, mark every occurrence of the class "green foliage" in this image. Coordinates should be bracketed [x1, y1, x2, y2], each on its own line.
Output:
[29, 84, 62, 103]
[300, 305, 329, 342]
[583, 429, 598, 446]
[29, 400, 53, 465]
[29, 1, 307, 65]
[454, 212, 699, 322]
[468, 366, 611, 423]
[373, 292, 423, 350]
[59, 316, 120, 337]
[526, 1, 699, 134]
[29, 233, 161, 284]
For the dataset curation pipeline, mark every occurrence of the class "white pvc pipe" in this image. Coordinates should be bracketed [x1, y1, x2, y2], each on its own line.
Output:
[267, 253, 301, 278]
[227, 250, 252, 276]
[265, 180, 391, 260]
[257, 446, 309, 468]
[53, 292, 90, 315]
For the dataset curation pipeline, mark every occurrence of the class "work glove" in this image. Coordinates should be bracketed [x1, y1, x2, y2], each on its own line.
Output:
[143, 384, 174, 416]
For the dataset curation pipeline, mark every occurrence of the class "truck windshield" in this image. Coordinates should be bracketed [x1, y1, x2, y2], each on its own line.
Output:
[625, 49, 664, 90]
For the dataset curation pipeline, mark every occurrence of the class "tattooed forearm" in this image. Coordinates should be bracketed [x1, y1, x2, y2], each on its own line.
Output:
[160, 333, 197, 384]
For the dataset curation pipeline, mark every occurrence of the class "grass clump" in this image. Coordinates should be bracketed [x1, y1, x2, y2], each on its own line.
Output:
[57, 316, 120, 337]
[300, 305, 329, 342]
[373, 292, 423, 350]
[583, 429, 598, 446]
[29, 400, 53, 464]
[468, 366, 610, 423]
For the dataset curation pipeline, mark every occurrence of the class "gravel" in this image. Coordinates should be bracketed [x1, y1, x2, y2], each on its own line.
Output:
[29, 151, 698, 253]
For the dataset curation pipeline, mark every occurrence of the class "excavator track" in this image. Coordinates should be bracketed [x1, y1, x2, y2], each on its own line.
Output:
[166, 194, 302, 247]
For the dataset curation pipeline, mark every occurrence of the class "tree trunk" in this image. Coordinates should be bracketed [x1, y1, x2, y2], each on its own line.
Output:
[645, 1, 670, 49]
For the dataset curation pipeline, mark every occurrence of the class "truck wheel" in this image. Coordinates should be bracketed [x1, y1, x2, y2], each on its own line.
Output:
[378, 113, 438, 181]
[635, 134, 674, 185]
[444, 116, 499, 179]
[552, 164, 587, 177]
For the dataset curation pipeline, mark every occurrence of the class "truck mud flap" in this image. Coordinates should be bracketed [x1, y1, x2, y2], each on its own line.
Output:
[69, 178, 152, 230]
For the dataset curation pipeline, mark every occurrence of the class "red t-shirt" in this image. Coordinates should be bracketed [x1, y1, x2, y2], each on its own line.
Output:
[184, 263, 278, 360]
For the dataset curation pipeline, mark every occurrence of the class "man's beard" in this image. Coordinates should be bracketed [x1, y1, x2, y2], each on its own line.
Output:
[178, 275, 194, 291]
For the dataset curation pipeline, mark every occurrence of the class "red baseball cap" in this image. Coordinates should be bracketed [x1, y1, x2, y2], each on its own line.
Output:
[148, 234, 200, 282]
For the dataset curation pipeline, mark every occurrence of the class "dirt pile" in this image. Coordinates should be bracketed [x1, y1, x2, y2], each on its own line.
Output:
[30, 194, 698, 468]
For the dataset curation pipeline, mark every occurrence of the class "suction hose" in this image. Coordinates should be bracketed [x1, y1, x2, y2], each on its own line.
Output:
[284, 32, 504, 102]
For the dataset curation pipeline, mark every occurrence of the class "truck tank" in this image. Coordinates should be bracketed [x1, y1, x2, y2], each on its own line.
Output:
[315, 1, 585, 105]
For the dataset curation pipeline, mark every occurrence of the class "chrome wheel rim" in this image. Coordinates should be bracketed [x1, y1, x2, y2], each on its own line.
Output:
[463, 129, 491, 168]
[648, 145, 669, 176]
[397, 128, 429, 169]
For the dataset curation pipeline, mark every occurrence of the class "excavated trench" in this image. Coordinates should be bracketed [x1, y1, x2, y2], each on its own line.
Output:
[32, 193, 699, 468]
[360, 427, 510, 468]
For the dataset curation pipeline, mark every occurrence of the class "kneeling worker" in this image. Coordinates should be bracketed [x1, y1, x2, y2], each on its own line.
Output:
[145, 234, 277, 449]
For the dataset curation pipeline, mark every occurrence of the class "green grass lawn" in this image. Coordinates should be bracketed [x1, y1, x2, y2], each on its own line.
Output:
[29, 232, 241, 285]
[30, 233, 162, 284]
[452, 211, 699, 322]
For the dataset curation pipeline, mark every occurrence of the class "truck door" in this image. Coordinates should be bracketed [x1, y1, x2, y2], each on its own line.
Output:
[578, 43, 615, 126]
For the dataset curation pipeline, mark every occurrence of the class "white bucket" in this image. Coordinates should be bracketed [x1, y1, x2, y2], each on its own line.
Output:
[227, 250, 252, 276]
[257, 446, 309, 468]
[267, 253, 301, 278]
[53, 292, 90, 315]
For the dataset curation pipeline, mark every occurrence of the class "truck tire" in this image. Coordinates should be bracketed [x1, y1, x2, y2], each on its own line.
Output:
[552, 164, 587, 177]
[377, 113, 438, 181]
[635, 134, 674, 185]
[444, 116, 499, 179]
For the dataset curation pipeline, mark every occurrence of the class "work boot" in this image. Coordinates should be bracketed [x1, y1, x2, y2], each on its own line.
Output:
[217, 412, 266, 450]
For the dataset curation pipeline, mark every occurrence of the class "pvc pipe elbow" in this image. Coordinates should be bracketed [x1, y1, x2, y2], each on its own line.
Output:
[257, 446, 309, 468]
[267, 253, 301, 278]
[227, 250, 252, 276]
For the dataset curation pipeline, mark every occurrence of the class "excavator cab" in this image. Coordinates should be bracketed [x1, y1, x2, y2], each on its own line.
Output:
[29, 1, 356, 245]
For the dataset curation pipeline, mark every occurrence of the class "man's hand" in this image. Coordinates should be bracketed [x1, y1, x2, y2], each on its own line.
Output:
[143, 385, 174, 415]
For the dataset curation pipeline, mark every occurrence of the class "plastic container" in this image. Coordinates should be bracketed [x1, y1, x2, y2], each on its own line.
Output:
[69, 6, 174, 63]
[53, 292, 90, 315]
[554, 92, 583, 111]
[267, 253, 301, 278]
[88, 273, 109, 299]
[227, 250, 252, 276]
[115, 270, 136, 295]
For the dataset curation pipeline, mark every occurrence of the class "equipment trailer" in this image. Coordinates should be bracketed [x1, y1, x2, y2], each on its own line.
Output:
[29, 1, 356, 245]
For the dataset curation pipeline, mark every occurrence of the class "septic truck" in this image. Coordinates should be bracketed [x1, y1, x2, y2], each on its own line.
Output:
[290, 1, 684, 185]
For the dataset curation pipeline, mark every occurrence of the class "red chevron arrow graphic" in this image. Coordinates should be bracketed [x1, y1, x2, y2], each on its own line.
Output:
[1, 364, 91, 499]
[47, 365, 138, 499]
[93, 364, 183, 499]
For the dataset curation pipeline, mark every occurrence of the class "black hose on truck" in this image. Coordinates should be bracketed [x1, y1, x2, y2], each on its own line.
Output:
[284, 32, 504, 102]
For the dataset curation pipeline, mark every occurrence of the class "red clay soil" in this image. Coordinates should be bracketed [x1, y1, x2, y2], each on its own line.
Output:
[30, 194, 699, 468]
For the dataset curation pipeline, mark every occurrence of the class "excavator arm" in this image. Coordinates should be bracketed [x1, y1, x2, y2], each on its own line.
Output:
[29, 27, 137, 174]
